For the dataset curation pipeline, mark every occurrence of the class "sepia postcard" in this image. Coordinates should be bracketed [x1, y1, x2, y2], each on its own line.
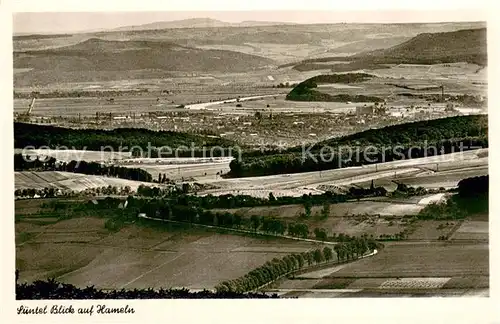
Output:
[2, 0, 498, 323]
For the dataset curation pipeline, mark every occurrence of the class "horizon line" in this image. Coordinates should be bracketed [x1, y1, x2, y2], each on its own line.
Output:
[12, 17, 487, 36]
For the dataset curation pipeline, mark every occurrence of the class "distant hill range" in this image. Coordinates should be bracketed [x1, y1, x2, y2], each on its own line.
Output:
[14, 38, 274, 74]
[357, 27, 487, 65]
[111, 18, 295, 31]
[13, 25, 487, 87]
[286, 28, 487, 102]
[290, 27, 487, 71]
[328, 36, 412, 54]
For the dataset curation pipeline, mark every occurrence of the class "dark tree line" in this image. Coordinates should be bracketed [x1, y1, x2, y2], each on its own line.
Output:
[14, 122, 235, 154]
[14, 89, 150, 99]
[15, 185, 136, 199]
[288, 223, 310, 238]
[286, 73, 383, 102]
[134, 185, 388, 209]
[135, 198, 299, 237]
[241, 115, 488, 159]
[229, 115, 488, 177]
[16, 277, 277, 299]
[130, 194, 387, 242]
[130, 196, 304, 237]
[457, 175, 488, 197]
[316, 115, 488, 148]
[418, 175, 488, 220]
[15, 187, 59, 199]
[15, 154, 153, 182]
[272, 82, 298, 88]
[228, 138, 486, 177]
[32, 195, 392, 245]
[396, 93, 485, 106]
[14, 154, 57, 171]
[333, 234, 378, 262]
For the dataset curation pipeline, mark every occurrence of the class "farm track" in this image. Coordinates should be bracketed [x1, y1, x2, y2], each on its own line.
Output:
[15, 171, 165, 192]
[120, 253, 187, 289]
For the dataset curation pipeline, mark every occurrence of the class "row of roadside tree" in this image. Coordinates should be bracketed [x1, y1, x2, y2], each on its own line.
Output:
[215, 235, 380, 293]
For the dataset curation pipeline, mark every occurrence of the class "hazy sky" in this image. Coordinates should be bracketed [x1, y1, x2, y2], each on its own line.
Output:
[13, 10, 486, 34]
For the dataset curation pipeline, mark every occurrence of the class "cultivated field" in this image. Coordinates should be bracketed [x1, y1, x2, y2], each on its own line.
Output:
[213, 198, 425, 218]
[405, 220, 460, 240]
[269, 241, 489, 297]
[450, 220, 489, 241]
[311, 63, 487, 98]
[15, 149, 487, 193]
[14, 88, 287, 117]
[15, 171, 158, 192]
[211, 196, 475, 240]
[331, 242, 488, 277]
[13, 21, 489, 298]
[116, 158, 233, 181]
[14, 152, 233, 182]
[15, 216, 323, 289]
[198, 149, 488, 197]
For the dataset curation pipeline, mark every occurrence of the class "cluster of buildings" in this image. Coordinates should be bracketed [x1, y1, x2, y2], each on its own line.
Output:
[18, 94, 479, 150]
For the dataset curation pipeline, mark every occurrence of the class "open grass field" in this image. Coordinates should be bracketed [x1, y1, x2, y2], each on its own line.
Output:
[15, 216, 324, 290]
[118, 161, 231, 181]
